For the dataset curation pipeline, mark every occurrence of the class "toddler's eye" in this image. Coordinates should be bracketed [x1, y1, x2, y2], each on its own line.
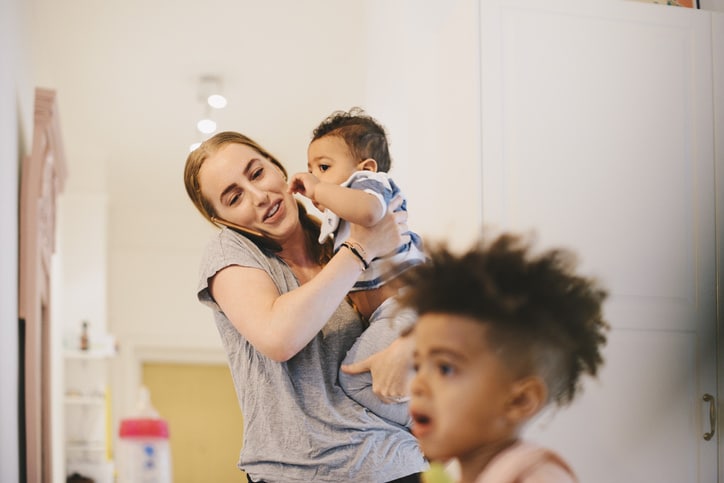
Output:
[437, 363, 454, 376]
[319, 164, 330, 172]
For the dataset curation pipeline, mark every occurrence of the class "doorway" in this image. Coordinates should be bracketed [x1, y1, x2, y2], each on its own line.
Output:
[142, 362, 246, 482]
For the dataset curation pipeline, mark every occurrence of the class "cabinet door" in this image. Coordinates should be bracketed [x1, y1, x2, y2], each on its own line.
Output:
[480, 1, 717, 481]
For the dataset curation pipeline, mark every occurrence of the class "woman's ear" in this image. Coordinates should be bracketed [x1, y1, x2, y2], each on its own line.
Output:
[358, 158, 378, 172]
[504, 376, 548, 424]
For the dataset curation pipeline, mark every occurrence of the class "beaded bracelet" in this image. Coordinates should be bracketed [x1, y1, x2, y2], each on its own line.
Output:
[341, 241, 369, 270]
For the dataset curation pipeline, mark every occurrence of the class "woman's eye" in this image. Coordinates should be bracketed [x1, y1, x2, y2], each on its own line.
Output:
[227, 191, 242, 206]
[251, 167, 264, 179]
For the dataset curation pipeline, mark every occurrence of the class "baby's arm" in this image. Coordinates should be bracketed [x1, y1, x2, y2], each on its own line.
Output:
[341, 333, 415, 402]
[289, 172, 386, 227]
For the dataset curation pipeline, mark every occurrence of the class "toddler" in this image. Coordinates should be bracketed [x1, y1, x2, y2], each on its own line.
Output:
[399, 233, 609, 483]
[289, 107, 425, 426]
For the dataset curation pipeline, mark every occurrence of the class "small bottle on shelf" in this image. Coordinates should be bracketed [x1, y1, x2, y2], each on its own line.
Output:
[80, 320, 89, 351]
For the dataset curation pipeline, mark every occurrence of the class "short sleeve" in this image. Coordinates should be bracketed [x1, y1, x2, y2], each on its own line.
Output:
[346, 171, 394, 211]
[196, 228, 297, 311]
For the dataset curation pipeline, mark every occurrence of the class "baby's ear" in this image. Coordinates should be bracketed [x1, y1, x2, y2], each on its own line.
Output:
[358, 158, 378, 172]
[505, 376, 548, 423]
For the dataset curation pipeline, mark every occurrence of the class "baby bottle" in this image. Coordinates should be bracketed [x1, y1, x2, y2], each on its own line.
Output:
[117, 386, 172, 483]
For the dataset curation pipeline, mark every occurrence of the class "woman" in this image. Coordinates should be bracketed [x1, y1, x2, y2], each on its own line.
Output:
[184, 131, 426, 482]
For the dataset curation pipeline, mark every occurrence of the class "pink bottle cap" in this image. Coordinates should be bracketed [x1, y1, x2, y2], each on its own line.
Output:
[119, 418, 169, 438]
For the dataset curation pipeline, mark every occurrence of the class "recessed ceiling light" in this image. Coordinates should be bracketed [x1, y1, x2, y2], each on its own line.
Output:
[197, 119, 217, 134]
[207, 94, 227, 109]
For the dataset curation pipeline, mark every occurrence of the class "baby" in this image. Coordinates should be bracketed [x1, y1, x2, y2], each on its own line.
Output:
[289, 107, 425, 426]
[399, 233, 609, 483]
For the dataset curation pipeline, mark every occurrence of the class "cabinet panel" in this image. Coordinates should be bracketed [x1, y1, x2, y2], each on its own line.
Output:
[480, 1, 717, 481]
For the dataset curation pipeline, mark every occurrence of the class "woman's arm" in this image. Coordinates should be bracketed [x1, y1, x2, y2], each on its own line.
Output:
[209, 201, 406, 362]
[210, 247, 364, 361]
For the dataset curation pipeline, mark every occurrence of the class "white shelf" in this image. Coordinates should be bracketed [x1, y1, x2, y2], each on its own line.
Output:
[64, 348, 116, 360]
[66, 441, 106, 452]
[64, 395, 105, 406]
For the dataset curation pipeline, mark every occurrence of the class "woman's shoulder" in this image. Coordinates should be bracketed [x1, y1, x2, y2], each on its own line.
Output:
[197, 228, 295, 300]
[200, 228, 274, 274]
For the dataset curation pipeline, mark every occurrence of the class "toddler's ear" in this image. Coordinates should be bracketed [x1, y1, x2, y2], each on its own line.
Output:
[358, 158, 378, 172]
[505, 376, 548, 423]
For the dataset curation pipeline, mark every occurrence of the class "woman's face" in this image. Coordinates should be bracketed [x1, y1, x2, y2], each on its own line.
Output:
[198, 143, 299, 241]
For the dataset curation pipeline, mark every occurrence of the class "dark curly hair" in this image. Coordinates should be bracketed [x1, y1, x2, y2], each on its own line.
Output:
[399, 232, 609, 407]
[311, 107, 392, 172]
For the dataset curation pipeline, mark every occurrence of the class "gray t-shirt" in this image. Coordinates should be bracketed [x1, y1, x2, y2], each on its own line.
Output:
[197, 228, 426, 483]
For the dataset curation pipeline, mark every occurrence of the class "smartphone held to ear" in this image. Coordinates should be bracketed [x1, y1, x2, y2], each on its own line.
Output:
[211, 217, 264, 237]
[211, 217, 281, 251]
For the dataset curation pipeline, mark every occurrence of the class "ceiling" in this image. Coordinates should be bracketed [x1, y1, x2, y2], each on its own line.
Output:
[28, 0, 373, 210]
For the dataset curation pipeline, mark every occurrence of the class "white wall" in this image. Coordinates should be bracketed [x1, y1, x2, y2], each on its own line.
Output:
[364, 0, 482, 251]
[56, 194, 109, 347]
[0, 0, 35, 481]
[0, 9, 21, 480]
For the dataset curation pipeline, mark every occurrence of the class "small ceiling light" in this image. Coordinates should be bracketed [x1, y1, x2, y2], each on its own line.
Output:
[197, 119, 217, 134]
[207, 94, 227, 109]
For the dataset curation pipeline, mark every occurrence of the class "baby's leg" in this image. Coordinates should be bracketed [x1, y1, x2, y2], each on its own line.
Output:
[339, 298, 416, 427]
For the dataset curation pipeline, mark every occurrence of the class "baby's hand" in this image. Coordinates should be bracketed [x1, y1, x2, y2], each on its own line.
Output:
[288, 172, 320, 200]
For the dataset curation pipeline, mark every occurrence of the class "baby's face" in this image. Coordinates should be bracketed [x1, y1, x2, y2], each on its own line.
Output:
[307, 136, 361, 184]
[409, 314, 520, 464]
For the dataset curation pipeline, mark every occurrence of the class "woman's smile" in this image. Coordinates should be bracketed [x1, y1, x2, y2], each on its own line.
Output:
[263, 200, 282, 222]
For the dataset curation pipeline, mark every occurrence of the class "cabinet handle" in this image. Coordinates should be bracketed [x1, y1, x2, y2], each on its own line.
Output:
[703, 394, 716, 441]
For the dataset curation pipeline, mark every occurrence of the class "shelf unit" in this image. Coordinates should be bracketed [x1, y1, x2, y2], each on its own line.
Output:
[64, 348, 116, 483]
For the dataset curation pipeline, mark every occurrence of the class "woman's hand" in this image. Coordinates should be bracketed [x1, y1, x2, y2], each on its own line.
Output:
[340, 334, 415, 403]
[348, 195, 409, 261]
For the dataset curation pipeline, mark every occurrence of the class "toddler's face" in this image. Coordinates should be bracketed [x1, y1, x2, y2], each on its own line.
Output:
[409, 314, 520, 463]
[307, 136, 362, 184]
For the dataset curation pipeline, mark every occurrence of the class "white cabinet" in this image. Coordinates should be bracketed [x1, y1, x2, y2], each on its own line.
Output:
[479, 1, 719, 481]
[64, 349, 115, 483]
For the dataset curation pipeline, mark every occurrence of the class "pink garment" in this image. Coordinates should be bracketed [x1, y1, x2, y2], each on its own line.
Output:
[474, 441, 577, 483]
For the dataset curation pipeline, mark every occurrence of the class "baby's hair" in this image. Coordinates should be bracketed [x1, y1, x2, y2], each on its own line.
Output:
[399, 232, 609, 407]
[311, 107, 392, 172]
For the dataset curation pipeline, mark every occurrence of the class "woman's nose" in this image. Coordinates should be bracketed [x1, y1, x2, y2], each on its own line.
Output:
[247, 184, 269, 205]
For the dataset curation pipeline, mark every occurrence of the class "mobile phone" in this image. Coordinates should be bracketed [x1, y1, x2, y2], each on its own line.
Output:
[211, 217, 265, 238]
